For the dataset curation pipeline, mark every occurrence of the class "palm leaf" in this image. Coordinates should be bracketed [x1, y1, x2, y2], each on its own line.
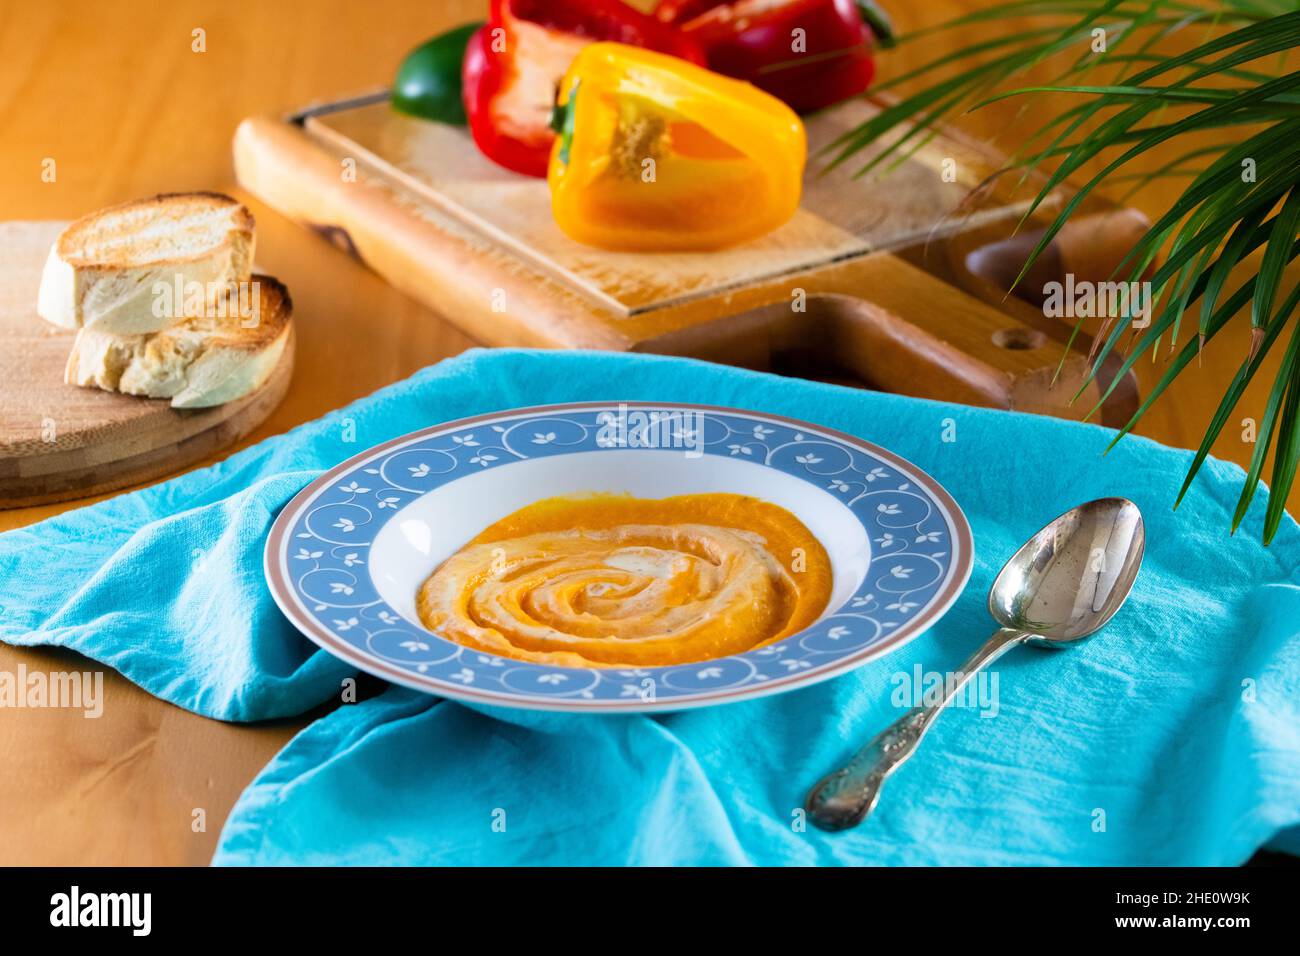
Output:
[843, 0, 1300, 541]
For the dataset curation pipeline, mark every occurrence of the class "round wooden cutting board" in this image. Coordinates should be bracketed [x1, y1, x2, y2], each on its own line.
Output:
[0, 221, 294, 508]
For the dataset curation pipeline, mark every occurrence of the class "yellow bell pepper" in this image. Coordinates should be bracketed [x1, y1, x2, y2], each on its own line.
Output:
[547, 42, 807, 251]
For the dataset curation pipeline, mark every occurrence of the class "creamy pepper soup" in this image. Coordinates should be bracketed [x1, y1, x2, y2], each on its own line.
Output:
[417, 493, 832, 667]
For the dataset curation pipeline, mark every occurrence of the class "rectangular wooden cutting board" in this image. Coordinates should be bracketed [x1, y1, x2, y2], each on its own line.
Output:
[233, 91, 1143, 424]
[304, 95, 1032, 315]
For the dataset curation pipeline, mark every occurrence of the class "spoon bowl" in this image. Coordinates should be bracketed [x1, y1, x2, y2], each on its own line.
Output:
[989, 496, 1145, 646]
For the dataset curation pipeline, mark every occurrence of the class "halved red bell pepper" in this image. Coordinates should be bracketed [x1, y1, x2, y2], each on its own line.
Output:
[462, 0, 705, 178]
[655, 0, 892, 114]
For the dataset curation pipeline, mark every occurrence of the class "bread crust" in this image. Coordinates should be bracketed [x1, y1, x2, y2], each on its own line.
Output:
[55, 191, 254, 268]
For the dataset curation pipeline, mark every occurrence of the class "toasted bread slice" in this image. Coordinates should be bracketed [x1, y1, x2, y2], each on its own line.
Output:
[65, 274, 291, 409]
[38, 192, 255, 335]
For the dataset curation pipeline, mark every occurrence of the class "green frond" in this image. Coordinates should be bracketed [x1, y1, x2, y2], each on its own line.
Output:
[843, 1, 1300, 541]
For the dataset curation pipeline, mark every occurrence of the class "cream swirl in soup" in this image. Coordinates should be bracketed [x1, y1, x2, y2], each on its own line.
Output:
[417, 493, 832, 667]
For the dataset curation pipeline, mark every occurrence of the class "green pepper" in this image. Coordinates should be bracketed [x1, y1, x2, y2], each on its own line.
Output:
[391, 22, 483, 125]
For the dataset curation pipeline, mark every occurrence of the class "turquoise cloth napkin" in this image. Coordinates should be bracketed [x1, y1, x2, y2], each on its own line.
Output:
[3, 348, 1298, 865]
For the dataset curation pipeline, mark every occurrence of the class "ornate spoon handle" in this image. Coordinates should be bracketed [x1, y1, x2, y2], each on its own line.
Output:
[805, 627, 1031, 831]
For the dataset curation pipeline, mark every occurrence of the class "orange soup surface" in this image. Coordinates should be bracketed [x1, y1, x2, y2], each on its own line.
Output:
[417, 493, 833, 667]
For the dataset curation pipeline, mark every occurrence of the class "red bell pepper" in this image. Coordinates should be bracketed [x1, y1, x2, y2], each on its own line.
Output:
[462, 0, 706, 178]
[655, 0, 892, 114]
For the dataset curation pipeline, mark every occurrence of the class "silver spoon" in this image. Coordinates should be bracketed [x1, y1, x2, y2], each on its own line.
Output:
[805, 497, 1145, 831]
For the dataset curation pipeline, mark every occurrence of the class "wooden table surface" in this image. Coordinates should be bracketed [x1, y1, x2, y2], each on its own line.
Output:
[0, 0, 1292, 865]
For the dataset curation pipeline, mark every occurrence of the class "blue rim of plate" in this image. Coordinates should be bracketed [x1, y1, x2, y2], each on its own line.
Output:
[265, 402, 973, 712]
